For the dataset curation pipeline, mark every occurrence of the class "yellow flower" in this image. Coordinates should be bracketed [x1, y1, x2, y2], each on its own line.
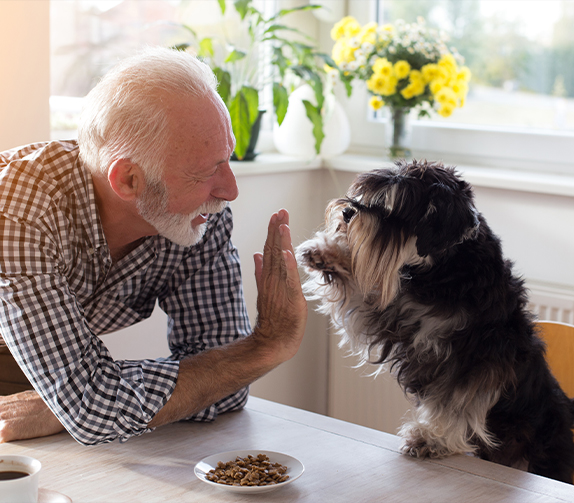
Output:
[359, 22, 378, 45]
[421, 64, 440, 83]
[367, 74, 388, 95]
[372, 57, 393, 77]
[438, 102, 456, 117]
[332, 39, 355, 65]
[438, 53, 457, 72]
[457, 66, 472, 82]
[451, 81, 468, 98]
[381, 75, 398, 96]
[429, 80, 444, 95]
[412, 81, 426, 96]
[400, 80, 425, 100]
[400, 86, 415, 100]
[393, 60, 411, 80]
[380, 23, 394, 33]
[435, 87, 458, 106]
[369, 95, 385, 110]
[408, 70, 424, 85]
[330, 16, 361, 40]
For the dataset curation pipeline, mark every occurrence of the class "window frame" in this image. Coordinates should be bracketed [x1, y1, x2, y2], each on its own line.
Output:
[342, 0, 574, 177]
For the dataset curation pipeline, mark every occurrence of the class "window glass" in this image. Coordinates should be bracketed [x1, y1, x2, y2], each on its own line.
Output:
[50, 0, 183, 138]
[377, 0, 574, 132]
[50, 0, 277, 139]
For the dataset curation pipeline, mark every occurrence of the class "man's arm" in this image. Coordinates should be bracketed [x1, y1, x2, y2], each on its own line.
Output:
[0, 391, 64, 442]
[148, 209, 307, 428]
[0, 209, 307, 441]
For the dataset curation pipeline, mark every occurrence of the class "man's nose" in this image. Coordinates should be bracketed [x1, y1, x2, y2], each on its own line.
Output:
[212, 162, 239, 202]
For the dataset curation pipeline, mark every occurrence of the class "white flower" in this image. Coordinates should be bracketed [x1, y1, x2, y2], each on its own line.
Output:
[349, 36, 361, 49]
[347, 60, 359, 71]
[361, 42, 374, 53]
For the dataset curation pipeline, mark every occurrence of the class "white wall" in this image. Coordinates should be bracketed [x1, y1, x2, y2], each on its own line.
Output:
[0, 1, 50, 151]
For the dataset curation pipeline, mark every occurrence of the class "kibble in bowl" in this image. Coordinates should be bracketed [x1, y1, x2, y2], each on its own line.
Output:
[194, 450, 304, 494]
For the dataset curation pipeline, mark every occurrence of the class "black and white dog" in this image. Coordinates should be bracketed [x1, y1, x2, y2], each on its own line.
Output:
[296, 160, 574, 483]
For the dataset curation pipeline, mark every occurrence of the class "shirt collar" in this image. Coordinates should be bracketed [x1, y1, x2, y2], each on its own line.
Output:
[72, 153, 110, 258]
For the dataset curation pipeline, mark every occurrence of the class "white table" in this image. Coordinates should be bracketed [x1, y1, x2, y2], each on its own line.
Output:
[1, 397, 573, 502]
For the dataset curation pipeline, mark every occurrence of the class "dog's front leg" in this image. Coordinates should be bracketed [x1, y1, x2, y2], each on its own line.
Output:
[398, 400, 485, 459]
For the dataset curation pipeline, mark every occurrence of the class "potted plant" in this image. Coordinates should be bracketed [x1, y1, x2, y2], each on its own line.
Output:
[173, 0, 336, 160]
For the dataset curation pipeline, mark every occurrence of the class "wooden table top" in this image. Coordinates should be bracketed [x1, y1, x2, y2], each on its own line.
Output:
[1, 396, 573, 502]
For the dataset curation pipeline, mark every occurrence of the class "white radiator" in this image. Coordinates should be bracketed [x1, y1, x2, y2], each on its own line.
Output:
[327, 280, 574, 434]
[527, 280, 574, 324]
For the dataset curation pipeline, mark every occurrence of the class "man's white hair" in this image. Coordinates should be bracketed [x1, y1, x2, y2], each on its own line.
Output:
[77, 46, 218, 182]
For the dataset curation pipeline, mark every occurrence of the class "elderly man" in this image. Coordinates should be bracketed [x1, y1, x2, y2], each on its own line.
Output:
[0, 47, 307, 445]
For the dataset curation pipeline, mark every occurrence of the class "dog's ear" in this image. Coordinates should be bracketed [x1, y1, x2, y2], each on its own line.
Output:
[414, 181, 480, 257]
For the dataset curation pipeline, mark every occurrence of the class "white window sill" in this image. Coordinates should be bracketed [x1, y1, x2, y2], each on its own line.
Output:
[232, 151, 574, 198]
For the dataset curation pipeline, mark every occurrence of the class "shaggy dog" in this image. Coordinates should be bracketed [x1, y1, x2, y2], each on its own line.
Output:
[296, 160, 574, 483]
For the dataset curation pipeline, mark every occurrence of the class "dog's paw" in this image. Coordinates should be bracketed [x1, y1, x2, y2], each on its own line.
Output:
[401, 437, 432, 458]
[400, 437, 451, 459]
[299, 248, 336, 273]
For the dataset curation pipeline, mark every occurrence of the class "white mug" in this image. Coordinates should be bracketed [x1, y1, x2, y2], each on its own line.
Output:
[0, 455, 41, 503]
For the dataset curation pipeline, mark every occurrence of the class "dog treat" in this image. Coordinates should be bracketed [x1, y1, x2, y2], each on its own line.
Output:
[205, 453, 289, 486]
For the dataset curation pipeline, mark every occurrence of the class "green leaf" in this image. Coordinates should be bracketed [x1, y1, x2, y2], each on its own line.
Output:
[273, 83, 289, 125]
[170, 43, 190, 52]
[180, 24, 198, 39]
[271, 4, 320, 22]
[239, 86, 259, 127]
[234, 0, 251, 20]
[342, 76, 353, 97]
[291, 65, 324, 110]
[217, 0, 226, 15]
[198, 37, 214, 59]
[263, 24, 299, 36]
[229, 93, 252, 161]
[272, 47, 289, 79]
[224, 48, 247, 64]
[213, 67, 231, 106]
[315, 52, 337, 69]
[302, 100, 324, 156]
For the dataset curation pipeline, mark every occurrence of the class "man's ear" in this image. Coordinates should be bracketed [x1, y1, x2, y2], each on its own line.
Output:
[108, 159, 144, 201]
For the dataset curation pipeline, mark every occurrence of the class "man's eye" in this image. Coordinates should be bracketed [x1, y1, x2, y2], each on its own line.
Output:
[342, 207, 356, 223]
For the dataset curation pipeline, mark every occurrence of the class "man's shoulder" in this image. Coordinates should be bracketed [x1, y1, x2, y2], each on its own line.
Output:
[0, 140, 86, 221]
[0, 140, 79, 167]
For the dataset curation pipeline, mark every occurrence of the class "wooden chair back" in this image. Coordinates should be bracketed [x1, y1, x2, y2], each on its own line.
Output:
[536, 321, 574, 398]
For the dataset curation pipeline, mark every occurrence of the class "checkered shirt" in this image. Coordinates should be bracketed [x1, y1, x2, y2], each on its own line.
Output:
[0, 141, 251, 445]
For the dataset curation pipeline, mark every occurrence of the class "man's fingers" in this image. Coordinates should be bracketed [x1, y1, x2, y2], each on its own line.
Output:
[261, 210, 290, 277]
[253, 252, 263, 291]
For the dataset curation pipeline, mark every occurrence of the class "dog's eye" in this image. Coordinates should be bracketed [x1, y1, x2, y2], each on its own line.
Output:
[342, 207, 356, 223]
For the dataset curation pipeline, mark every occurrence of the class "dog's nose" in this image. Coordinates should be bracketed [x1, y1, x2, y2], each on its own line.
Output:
[342, 207, 356, 223]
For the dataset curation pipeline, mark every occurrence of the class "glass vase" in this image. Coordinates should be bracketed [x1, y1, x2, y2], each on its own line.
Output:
[385, 107, 412, 159]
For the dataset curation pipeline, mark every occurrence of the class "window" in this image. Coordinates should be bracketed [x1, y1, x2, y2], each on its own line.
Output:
[344, 0, 574, 175]
[49, 0, 278, 139]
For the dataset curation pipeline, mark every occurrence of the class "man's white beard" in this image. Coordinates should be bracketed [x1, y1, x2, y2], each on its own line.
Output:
[136, 178, 227, 247]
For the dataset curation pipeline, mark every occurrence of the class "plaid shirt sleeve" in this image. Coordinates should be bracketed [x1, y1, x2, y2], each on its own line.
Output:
[0, 212, 181, 445]
[159, 206, 252, 422]
[0, 143, 251, 445]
